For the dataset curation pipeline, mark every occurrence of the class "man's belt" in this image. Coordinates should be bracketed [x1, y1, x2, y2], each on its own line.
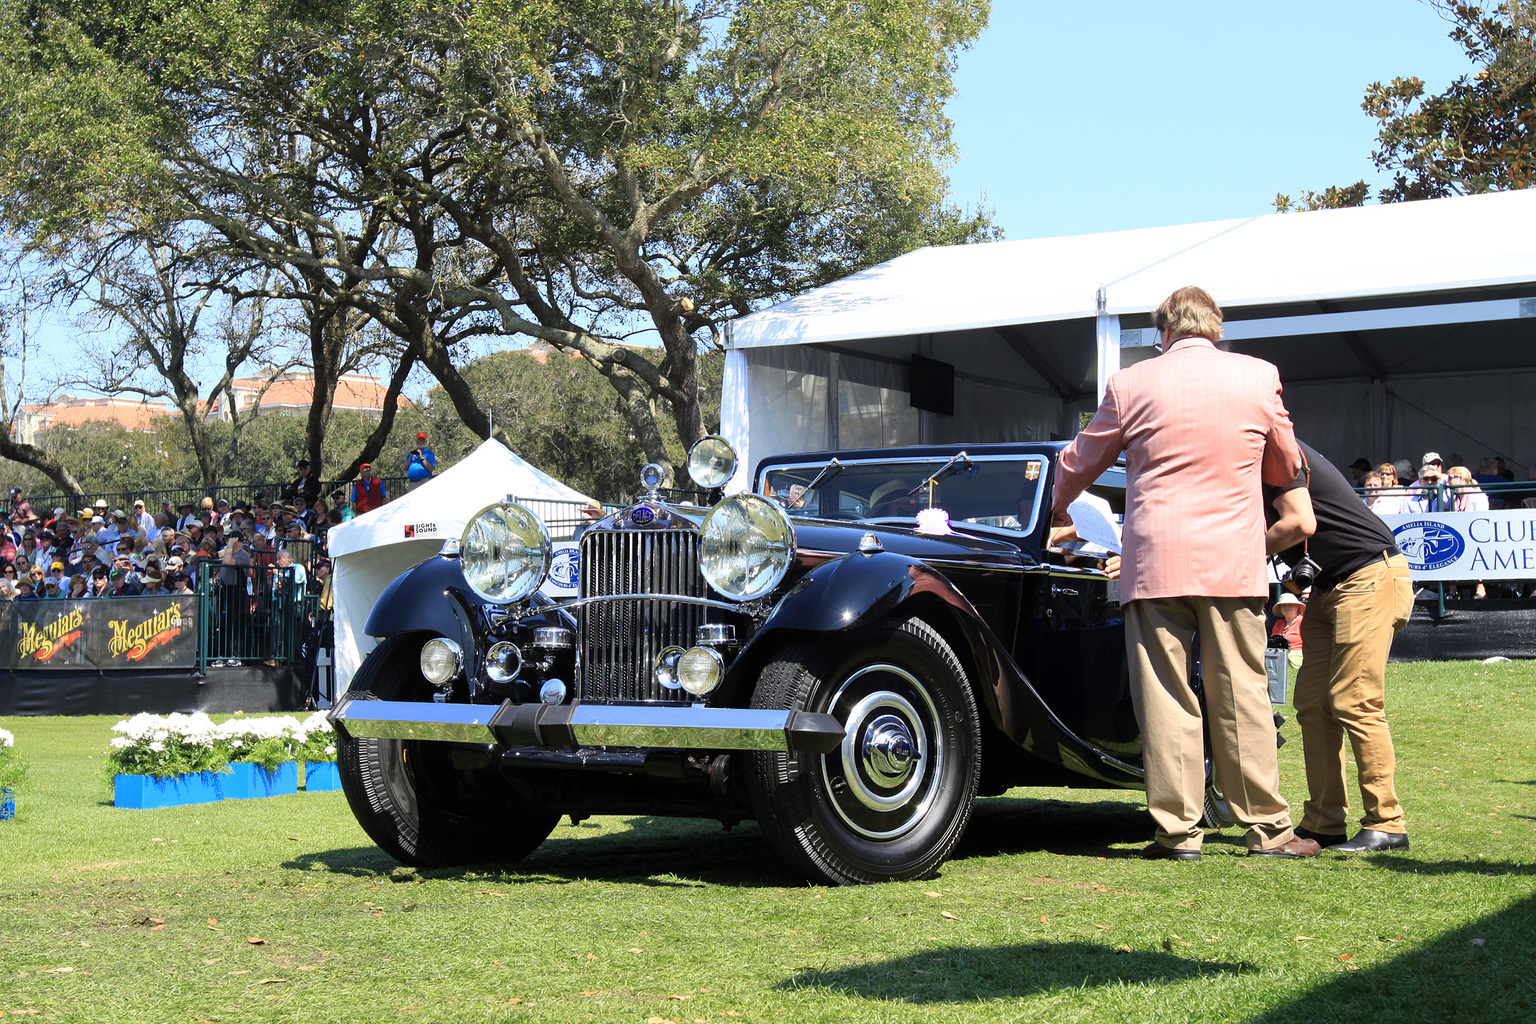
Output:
[1318, 546, 1401, 592]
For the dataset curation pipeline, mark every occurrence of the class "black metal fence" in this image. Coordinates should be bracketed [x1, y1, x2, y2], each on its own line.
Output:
[18, 476, 411, 520]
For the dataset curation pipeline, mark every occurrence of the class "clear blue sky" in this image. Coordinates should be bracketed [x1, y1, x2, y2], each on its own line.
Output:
[944, 1, 1471, 240]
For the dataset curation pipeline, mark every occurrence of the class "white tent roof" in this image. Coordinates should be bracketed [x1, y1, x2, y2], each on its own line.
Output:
[328, 439, 596, 696]
[329, 439, 594, 558]
[727, 188, 1536, 349]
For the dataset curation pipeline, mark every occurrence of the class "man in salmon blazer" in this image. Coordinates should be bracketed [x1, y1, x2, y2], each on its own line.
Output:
[1052, 286, 1319, 861]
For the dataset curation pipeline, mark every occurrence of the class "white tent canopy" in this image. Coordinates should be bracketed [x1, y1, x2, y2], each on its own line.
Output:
[330, 439, 596, 692]
[722, 189, 1536, 489]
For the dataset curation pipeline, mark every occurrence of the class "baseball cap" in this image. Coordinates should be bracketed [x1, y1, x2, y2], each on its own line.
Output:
[359, 462, 371, 470]
[416, 432, 427, 439]
[1422, 451, 1443, 466]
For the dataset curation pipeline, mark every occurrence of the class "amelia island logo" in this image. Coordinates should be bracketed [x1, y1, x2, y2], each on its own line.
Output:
[548, 548, 580, 590]
[1392, 519, 1466, 572]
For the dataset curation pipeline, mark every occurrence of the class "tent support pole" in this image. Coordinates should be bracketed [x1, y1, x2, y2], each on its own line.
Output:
[1094, 288, 1120, 413]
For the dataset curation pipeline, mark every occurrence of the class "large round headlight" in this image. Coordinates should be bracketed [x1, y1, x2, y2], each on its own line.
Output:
[699, 494, 795, 601]
[460, 502, 551, 603]
[687, 435, 737, 490]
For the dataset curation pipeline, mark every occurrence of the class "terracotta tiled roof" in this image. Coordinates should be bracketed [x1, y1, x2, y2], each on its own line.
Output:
[19, 397, 174, 433]
[230, 371, 409, 413]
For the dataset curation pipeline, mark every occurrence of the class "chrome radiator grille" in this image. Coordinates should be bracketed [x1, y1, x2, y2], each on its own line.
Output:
[578, 528, 704, 704]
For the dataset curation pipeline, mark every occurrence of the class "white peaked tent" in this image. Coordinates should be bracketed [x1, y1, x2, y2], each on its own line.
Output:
[329, 439, 597, 692]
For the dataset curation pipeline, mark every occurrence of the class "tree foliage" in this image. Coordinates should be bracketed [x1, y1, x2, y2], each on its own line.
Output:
[0, 0, 994, 480]
[1277, 1, 1536, 211]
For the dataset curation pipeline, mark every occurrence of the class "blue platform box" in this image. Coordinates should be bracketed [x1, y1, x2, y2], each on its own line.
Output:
[304, 762, 340, 792]
[1, 787, 14, 819]
[114, 771, 226, 809]
[225, 761, 299, 799]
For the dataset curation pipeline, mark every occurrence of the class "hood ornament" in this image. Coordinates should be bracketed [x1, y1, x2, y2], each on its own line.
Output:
[639, 462, 665, 502]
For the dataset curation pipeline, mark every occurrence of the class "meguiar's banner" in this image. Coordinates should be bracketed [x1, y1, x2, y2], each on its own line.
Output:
[3, 596, 197, 671]
[1381, 510, 1536, 581]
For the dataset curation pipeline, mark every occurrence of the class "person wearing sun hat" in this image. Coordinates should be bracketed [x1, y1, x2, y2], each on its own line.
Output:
[1270, 591, 1306, 667]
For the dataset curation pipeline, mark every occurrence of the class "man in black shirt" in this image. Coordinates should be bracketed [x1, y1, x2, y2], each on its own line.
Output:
[1265, 440, 1413, 853]
[280, 460, 322, 506]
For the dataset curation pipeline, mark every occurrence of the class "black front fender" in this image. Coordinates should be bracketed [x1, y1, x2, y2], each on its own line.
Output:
[364, 554, 480, 667]
[735, 552, 1145, 789]
[739, 552, 1011, 729]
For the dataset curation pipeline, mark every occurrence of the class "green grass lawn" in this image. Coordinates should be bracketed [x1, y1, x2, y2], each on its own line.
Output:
[2, 660, 1534, 1024]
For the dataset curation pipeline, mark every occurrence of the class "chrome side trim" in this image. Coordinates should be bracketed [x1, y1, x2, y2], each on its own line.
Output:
[332, 698, 498, 745]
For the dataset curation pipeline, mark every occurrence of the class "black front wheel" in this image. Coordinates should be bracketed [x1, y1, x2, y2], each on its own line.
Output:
[336, 634, 559, 868]
[746, 615, 982, 885]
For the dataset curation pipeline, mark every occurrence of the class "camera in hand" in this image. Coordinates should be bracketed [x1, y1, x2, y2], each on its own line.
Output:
[1281, 553, 1321, 595]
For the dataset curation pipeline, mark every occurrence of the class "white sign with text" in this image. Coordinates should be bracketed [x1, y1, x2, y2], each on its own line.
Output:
[1380, 511, 1536, 580]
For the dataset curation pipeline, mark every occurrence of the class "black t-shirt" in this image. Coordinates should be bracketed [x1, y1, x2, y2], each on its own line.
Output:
[1264, 440, 1398, 591]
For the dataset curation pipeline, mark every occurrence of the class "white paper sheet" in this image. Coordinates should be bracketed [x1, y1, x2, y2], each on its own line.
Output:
[1067, 493, 1123, 555]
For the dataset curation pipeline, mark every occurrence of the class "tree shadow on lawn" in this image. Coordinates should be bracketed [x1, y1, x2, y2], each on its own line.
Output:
[779, 940, 1254, 1003]
[1240, 891, 1536, 1024]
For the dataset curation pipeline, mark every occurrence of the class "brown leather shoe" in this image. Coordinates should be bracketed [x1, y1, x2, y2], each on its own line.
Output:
[1248, 836, 1322, 858]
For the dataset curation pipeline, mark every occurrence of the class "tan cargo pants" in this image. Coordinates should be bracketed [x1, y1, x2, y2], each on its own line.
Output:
[1294, 552, 1413, 834]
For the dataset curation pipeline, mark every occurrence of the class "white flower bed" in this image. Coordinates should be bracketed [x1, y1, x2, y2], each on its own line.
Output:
[107, 711, 338, 779]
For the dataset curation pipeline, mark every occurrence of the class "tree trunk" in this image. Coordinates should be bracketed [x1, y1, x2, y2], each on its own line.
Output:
[334, 347, 418, 480]
[304, 308, 343, 480]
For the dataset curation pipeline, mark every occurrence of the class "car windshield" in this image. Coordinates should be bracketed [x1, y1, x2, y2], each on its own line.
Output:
[759, 454, 1050, 533]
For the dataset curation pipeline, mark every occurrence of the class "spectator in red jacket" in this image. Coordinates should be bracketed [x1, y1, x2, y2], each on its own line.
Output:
[351, 463, 387, 516]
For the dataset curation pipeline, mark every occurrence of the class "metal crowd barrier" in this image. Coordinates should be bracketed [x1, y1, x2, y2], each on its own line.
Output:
[194, 560, 316, 672]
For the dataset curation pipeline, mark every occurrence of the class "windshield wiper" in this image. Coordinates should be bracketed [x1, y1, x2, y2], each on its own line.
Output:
[801, 457, 844, 499]
[907, 451, 973, 505]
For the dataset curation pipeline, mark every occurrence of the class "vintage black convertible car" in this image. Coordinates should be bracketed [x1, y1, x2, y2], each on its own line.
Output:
[331, 438, 1217, 885]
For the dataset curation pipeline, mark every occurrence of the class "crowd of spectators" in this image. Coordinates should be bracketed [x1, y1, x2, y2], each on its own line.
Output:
[0, 469, 340, 605]
[1353, 450, 1535, 516]
[0, 439, 442, 609]
[1349, 449, 1536, 600]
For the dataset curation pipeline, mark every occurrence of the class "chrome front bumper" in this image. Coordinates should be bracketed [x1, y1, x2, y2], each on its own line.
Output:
[330, 698, 845, 754]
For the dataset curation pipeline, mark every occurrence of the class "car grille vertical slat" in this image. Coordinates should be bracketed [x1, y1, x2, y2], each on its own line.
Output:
[579, 526, 703, 704]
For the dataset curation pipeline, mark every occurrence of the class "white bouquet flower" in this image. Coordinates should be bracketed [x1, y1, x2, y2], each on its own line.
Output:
[106, 712, 227, 779]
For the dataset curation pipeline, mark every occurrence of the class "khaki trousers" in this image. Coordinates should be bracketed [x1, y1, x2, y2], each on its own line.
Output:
[1125, 597, 1294, 851]
[1294, 553, 1412, 834]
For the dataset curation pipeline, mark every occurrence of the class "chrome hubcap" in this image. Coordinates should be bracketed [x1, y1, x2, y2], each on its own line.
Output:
[862, 714, 918, 787]
[821, 664, 943, 839]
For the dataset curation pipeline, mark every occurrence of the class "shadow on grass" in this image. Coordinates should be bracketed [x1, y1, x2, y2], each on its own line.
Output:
[284, 817, 806, 888]
[288, 795, 1158, 887]
[951, 795, 1150, 862]
[779, 941, 1254, 1002]
[1242, 892, 1536, 1024]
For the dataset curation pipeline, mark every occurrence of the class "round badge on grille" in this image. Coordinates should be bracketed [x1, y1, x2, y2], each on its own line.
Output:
[630, 505, 656, 525]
